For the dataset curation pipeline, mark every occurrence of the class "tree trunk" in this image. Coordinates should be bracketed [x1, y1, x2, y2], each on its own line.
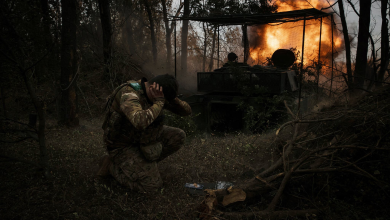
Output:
[38, 0, 52, 82]
[21, 70, 49, 175]
[367, 35, 379, 90]
[120, 4, 135, 55]
[0, 1, 50, 175]
[243, 25, 249, 64]
[202, 23, 208, 72]
[40, 0, 52, 46]
[54, 0, 61, 70]
[181, 0, 190, 77]
[208, 26, 217, 71]
[125, 15, 136, 55]
[59, 0, 79, 127]
[376, 0, 389, 86]
[143, 0, 157, 65]
[162, 0, 171, 69]
[353, 0, 371, 90]
[98, 0, 112, 74]
[338, 0, 353, 89]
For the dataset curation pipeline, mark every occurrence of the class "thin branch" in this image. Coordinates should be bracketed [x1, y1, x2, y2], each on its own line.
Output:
[296, 130, 342, 145]
[321, 0, 338, 10]
[283, 100, 295, 118]
[258, 129, 307, 177]
[346, 0, 360, 16]
[276, 115, 343, 136]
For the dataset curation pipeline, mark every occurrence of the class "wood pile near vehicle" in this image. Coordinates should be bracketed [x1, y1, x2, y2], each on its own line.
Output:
[197, 86, 390, 219]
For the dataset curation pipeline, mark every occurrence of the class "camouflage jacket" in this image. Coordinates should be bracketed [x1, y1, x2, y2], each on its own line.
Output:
[103, 78, 192, 150]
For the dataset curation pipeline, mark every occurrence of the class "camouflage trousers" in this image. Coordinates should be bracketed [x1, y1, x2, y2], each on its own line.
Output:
[108, 125, 186, 193]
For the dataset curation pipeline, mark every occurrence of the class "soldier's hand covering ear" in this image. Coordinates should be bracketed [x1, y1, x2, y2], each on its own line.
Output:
[150, 82, 164, 102]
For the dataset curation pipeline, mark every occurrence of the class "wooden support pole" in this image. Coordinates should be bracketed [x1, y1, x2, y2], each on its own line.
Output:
[330, 15, 334, 96]
[298, 16, 306, 114]
[217, 25, 220, 68]
[174, 21, 177, 79]
[317, 17, 322, 96]
[243, 25, 248, 64]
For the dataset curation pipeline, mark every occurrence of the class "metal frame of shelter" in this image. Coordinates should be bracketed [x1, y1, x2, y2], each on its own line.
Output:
[171, 8, 336, 96]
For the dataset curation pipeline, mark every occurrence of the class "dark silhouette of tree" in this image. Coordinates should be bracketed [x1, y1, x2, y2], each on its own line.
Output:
[181, 0, 190, 77]
[98, 0, 113, 74]
[162, 0, 183, 70]
[143, 0, 157, 65]
[337, 0, 353, 89]
[376, 0, 389, 86]
[0, 1, 50, 175]
[208, 26, 217, 71]
[38, 0, 52, 81]
[59, 0, 79, 127]
[353, 0, 371, 89]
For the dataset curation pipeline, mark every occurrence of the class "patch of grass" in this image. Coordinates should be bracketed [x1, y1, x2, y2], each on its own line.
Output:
[163, 110, 200, 138]
[1, 116, 278, 219]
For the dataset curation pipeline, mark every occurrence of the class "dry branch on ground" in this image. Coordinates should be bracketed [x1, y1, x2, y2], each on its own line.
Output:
[197, 86, 390, 219]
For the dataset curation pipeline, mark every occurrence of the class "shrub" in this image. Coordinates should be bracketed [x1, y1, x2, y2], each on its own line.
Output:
[231, 65, 295, 133]
[163, 110, 200, 137]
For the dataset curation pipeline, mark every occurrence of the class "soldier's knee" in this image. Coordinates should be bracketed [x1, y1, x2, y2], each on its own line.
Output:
[178, 129, 186, 143]
[140, 175, 163, 193]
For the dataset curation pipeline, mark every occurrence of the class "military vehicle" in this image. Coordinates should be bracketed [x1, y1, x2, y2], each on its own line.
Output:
[182, 50, 298, 133]
[174, 9, 333, 132]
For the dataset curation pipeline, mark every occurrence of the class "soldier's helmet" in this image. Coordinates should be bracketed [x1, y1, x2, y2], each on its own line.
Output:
[228, 52, 238, 62]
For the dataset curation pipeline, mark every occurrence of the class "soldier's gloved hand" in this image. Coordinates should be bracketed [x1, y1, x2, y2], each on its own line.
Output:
[150, 82, 165, 103]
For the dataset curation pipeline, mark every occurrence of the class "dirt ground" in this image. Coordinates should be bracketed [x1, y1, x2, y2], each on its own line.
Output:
[0, 115, 281, 219]
[2, 115, 389, 219]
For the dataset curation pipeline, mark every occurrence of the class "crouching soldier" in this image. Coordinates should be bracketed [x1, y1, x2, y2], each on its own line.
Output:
[99, 74, 192, 193]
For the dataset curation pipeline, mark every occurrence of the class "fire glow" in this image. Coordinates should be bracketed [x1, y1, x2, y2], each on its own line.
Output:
[248, 0, 343, 66]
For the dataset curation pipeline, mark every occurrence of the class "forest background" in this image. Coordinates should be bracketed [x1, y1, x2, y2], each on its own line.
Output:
[1, 0, 390, 219]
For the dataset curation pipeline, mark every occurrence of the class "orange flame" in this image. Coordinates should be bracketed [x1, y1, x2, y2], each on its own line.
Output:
[249, 0, 343, 66]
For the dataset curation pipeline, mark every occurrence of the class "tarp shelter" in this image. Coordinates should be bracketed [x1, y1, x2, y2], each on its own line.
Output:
[171, 8, 335, 94]
[174, 8, 331, 25]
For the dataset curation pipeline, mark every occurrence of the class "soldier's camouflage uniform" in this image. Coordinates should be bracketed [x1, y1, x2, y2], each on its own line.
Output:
[102, 78, 192, 192]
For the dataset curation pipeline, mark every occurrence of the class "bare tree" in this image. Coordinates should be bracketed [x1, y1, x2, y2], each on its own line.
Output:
[59, 0, 79, 127]
[124, 14, 136, 54]
[181, 0, 190, 77]
[208, 26, 217, 71]
[0, 2, 50, 175]
[376, 0, 389, 86]
[39, 0, 52, 80]
[162, 0, 172, 68]
[353, 0, 371, 90]
[337, 0, 353, 89]
[242, 25, 249, 64]
[98, 0, 112, 73]
[202, 22, 208, 72]
[143, 0, 158, 65]
[120, 1, 137, 55]
[162, 1, 183, 70]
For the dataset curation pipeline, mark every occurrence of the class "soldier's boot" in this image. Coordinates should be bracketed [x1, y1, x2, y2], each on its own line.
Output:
[97, 155, 112, 177]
